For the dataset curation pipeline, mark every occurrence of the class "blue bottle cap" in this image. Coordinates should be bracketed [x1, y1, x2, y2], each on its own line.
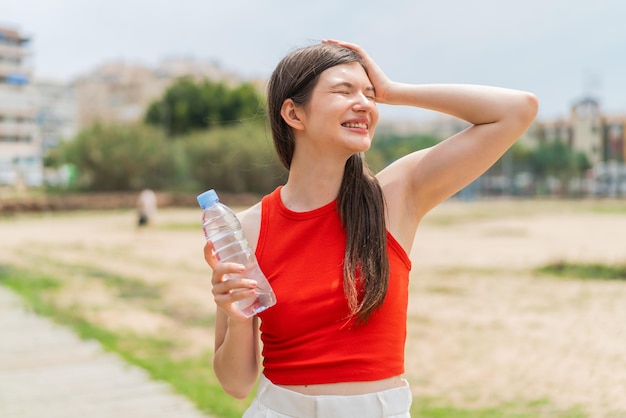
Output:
[197, 189, 219, 209]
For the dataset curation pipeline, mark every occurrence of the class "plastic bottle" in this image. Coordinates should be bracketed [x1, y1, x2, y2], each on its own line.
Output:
[197, 189, 276, 317]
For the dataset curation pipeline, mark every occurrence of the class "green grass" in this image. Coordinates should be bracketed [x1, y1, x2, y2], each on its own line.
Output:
[86, 268, 163, 300]
[157, 221, 198, 231]
[411, 398, 585, 418]
[0, 263, 590, 418]
[10, 252, 164, 301]
[538, 261, 626, 280]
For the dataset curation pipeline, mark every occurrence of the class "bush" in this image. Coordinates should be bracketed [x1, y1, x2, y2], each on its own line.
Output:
[59, 124, 186, 191]
[182, 121, 286, 194]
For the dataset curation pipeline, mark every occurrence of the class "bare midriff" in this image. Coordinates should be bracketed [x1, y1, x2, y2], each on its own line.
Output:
[276, 375, 407, 396]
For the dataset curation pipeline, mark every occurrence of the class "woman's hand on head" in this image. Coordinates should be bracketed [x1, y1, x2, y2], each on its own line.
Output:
[322, 39, 393, 104]
[203, 241, 257, 322]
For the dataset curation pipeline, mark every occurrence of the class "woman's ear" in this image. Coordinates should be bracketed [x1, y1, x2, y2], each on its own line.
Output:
[280, 99, 305, 131]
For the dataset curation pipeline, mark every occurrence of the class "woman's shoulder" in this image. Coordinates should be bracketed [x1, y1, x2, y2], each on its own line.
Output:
[238, 201, 263, 251]
[237, 200, 262, 218]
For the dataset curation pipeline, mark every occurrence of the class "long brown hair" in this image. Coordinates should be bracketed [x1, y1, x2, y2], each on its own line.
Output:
[267, 43, 389, 323]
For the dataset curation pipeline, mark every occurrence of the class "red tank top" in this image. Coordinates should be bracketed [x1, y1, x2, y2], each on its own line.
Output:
[256, 187, 411, 385]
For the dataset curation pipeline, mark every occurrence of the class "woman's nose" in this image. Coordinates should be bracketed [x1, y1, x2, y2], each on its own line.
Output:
[353, 92, 375, 111]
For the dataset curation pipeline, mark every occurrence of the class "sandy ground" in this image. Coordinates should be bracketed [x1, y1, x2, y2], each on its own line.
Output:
[1, 199, 625, 417]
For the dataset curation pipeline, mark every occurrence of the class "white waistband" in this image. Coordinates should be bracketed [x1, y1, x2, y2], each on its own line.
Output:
[250, 374, 412, 418]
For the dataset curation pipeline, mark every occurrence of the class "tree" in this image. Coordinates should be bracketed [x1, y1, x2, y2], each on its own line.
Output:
[145, 77, 265, 137]
[530, 139, 591, 195]
[368, 133, 440, 172]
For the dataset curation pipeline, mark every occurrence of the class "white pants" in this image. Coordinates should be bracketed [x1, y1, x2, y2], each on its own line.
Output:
[243, 374, 412, 418]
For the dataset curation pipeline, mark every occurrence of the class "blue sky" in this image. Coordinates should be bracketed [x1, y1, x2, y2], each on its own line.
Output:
[2, 0, 625, 122]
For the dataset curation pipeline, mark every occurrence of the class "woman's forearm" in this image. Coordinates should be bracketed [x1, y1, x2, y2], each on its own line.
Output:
[213, 317, 260, 399]
[383, 83, 538, 126]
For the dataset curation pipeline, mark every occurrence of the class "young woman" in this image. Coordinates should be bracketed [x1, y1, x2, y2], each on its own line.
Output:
[204, 39, 538, 417]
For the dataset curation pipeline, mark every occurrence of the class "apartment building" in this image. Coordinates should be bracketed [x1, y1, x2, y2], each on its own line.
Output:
[73, 57, 243, 130]
[0, 25, 42, 187]
[603, 115, 626, 162]
[569, 98, 605, 166]
[34, 78, 77, 151]
[73, 62, 159, 128]
[532, 97, 626, 164]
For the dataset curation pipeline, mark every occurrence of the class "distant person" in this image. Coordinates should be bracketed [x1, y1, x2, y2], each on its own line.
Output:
[203, 39, 538, 417]
[136, 189, 157, 227]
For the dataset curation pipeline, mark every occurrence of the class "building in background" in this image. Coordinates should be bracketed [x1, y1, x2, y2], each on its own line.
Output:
[34, 78, 77, 151]
[594, 114, 626, 196]
[530, 97, 626, 196]
[0, 25, 42, 187]
[569, 98, 604, 167]
[73, 62, 157, 128]
[72, 57, 245, 130]
[530, 97, 625, 163]
[31, 78, 78, 187]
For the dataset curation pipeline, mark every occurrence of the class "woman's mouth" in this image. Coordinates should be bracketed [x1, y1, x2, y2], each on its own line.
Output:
[342, 122, 368, 129]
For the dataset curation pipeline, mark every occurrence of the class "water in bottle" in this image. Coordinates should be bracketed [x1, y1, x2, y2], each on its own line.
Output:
[197, 189, 276, 317]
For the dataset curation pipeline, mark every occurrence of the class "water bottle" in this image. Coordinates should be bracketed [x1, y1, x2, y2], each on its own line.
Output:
[197, 189, 276, 317]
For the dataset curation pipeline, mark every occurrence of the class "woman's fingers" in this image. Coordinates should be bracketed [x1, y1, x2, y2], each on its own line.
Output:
[323, 39, 369, 60]
[209, 259, 257, 314]
[212, 278, 257, 300]
[210, 261, 245, 285]
[212, 277, 258, 319]
[203, 241, 217, 267]
[323, 38, 361, 51]
[203, 240, 256, 317]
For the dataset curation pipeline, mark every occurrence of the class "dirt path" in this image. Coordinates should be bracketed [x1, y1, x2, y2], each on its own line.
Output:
[1, 199, 625, 417]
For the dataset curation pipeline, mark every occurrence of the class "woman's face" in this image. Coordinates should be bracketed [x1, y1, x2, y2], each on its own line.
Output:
[298, 62, 379, 159]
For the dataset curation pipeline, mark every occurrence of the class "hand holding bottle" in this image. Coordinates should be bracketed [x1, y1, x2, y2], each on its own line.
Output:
[198, 190, 277, 317]
[203, 240, 259, 320]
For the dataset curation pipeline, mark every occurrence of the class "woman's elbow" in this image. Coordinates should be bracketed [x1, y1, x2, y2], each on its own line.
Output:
[215, 366, 257, 399]
[517, 91, 539, 126]
[223, 384, 253, 400]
